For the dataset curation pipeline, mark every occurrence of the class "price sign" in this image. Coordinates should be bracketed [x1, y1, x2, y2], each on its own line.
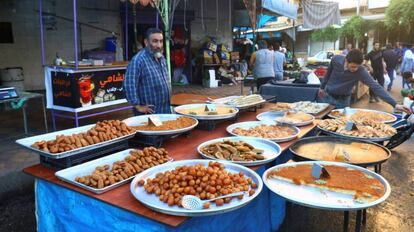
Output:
[204, 104, 217, 112]
[148, 115, 163, 127]
[345, 121, 356, 131]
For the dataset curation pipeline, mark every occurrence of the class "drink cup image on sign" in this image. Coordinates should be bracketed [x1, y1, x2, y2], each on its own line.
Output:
[78, 75, 95, 106]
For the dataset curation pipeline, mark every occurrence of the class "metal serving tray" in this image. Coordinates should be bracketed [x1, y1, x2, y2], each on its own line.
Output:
[263, 161, 391, 211]
[174, 103, 239, 120]
[317, 125, 393, 142]
[210, 96, 267, 110]
[130, 159, 263, 217]
[197, 137, 281, 166]
[15, 124, 136, 159]
[328, 108, 397, 124]
[123, 114, 198, 136]
[226, 121, 301, 142]
[55, 148, 172, 194]
[289, 136, 391, 167]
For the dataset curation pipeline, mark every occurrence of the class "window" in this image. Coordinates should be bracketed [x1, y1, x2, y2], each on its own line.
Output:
[0, 22, 13, 43]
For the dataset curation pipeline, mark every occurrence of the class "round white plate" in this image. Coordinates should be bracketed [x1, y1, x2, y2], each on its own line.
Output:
[226, 121, 300, 142]
[197, 137, 281, 166]
[123, 114, 198, 136]
[263, 161, 391, 210]
[256, 111, 314, 126]
[174, 104, 239, 120]
[130, 159, 263, 217]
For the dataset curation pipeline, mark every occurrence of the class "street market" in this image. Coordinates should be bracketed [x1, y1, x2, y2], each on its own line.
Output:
[1, 1, 414, 232]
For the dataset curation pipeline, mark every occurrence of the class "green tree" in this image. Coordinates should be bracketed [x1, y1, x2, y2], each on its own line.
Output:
[340, 16, 367, 42]
[311, 26, 340, 50]
[385, 0, 414, 34]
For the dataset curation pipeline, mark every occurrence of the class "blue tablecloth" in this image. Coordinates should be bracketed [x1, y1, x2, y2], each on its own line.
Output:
[260, 83, 320, 103]
[35, 161, 290, 232]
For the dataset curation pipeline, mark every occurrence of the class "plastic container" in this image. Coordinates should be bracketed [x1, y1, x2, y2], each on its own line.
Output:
[105, 37, 117, 52]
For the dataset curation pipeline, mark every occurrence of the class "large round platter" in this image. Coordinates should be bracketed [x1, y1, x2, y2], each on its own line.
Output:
[289, 136, 391, 167]
[256, 111, 314, 126]
[263, 161, 391, 210]
[197, 137, 282, 166]
[174, 104, 239, 120]
[130, 159, 263, 217]
[328, 108, 397, 124]
[317, 125, 393, 142]
[123, 114, 198, 136]
[226, 121, 300, 142]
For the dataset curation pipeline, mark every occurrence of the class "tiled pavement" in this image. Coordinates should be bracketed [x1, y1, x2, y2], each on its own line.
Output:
[0, 79, 412, 232]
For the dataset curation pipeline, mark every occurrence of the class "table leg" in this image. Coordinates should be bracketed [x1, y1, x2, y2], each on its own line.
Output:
[41, 96, 48, 132]
[22, 105, 28, 134]
[51, 110, 56, 131]
[241, 80, 244, 95]
[75, 112, 79, 127]
[343, 211, 349, 232]
[362, 209, 367, 225]
[355, 210, 362, 232]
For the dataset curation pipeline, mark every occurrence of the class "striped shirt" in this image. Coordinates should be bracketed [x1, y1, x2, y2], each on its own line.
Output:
[124, 47, 171, 114]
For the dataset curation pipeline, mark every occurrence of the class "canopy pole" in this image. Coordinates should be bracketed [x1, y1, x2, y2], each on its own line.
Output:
[125, 2, 128, 60]
[39, 0, 45, 66]
[73, 0, 78, 68]
[162, 0, 171, 82]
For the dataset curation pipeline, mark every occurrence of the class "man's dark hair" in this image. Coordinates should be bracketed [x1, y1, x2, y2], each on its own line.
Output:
[257, 40, 268, 49]
[386, 43, 393, 49]
[373, 41, 380, 46]
[346, 49, 364, 64]
[274, 42, 280, 51]
[145, 28, 163, 40]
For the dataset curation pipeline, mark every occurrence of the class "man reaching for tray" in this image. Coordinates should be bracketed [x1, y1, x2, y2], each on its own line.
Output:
[124, 28, 171, 115]
[318, 49, 411, 114]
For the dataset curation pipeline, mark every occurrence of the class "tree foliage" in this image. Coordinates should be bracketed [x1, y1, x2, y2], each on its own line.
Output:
[340, 16, 366, 41]
[311, 26, 340, 42]
[385, 0, 414, 33]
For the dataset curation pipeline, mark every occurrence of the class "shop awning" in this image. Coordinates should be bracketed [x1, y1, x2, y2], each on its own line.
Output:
[261, 0, 299, 20]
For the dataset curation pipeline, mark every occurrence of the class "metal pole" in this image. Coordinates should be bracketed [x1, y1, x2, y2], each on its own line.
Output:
[163, 0, 172, 82]
[156, 11, 159, 29]
[73, 0, 78, 68]
[125, 2, 128, 59]
[39, 0, 45, 66]
[356, 0, 360, 49]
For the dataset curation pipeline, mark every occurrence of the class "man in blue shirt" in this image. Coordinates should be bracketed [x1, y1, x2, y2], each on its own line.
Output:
[318, 49, 411, 114]
[124, 28, 171, 115]
[273, 43, 286, 81]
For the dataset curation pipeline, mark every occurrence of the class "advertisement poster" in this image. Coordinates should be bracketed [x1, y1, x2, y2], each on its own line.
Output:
[51, 69, 126, 108]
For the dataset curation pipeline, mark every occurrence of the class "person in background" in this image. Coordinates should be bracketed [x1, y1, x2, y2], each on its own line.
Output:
[401, 48, 414, 89]
[394, 42, 403, 74]
[249, 40, 275, 90]
[383, 43, 399, 91]
[318, 49, 411, 114]
[273, 42, 286, 81]
[364, 41, 387, 103]
[342, 43, 353, 56]
[124, 28, 171, 115]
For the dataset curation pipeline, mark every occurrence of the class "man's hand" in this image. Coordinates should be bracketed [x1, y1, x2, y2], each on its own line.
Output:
[395, 104, 412, 114]
[136, 105, 154, 114]
[318, 88, 326, 98]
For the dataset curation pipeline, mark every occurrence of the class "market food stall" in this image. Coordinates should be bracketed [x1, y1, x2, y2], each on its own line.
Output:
[22, 103, 316, 231]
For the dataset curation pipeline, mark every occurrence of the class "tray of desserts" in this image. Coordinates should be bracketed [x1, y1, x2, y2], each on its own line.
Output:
[270, 101, 330, 115]
[256, 111, 314, 126]
[317, 118, 397, 142]
[263, 161, 391, 210]
[197, 137, 281, 166]
[124, 114, 198, 136]
[174, 104, 239, 120]
[226, 121, 300, 142]
[16, 120, 137, 159]
[55, 147, 173, 194]
[328, 108, 397, 124]
[289, 136, 391, 166]
[130, 160, 262, 216]
[210, 94, 266, 109]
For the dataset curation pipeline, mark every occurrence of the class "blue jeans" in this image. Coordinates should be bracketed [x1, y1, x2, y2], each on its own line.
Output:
[317, 92, 351, 109]
[275, 72, 283, 81]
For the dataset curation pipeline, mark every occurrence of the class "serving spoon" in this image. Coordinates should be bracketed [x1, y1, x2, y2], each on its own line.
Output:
[181, 191, 246, 210]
